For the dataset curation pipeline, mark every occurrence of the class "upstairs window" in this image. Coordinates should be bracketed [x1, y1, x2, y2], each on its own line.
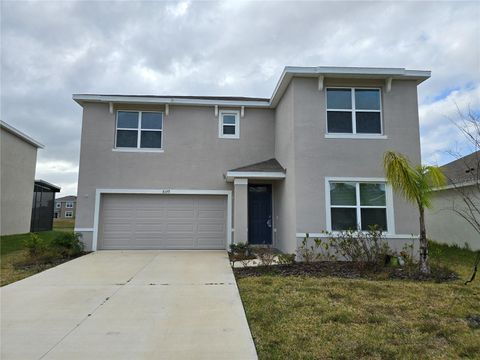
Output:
[116, 111, 163, 149]
[329, 181, 388, 231]
[326, 88, 382, 134]
[55, 202, 61, 208]
[219, 110, 240, 139]
[66, 202, 74, 208]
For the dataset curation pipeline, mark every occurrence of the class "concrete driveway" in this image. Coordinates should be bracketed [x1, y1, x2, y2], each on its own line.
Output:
[1, 251, 257, 360]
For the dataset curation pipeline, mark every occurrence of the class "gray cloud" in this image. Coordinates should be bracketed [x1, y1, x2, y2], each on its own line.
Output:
[1, 0, 479, 196]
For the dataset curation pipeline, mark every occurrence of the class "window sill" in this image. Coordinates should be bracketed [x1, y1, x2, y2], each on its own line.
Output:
[219, 136, 240, 140]
[324, 134, 388, 139]
[112, 148, 164, 153]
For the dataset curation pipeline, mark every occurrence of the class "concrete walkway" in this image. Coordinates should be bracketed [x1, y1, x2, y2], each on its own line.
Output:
[1, 251, 257, 360]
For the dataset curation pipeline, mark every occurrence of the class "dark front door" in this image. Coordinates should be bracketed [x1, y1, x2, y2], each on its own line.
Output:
[248, 184, 272, 245]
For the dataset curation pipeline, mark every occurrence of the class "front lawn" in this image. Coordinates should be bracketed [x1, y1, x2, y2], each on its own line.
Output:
[1, 231, 82, 286]
[53, 218, 75, 231]
[236, 242, 480, 359]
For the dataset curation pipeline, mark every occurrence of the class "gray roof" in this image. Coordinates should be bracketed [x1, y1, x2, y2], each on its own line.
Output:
[56, 195, 77, 202]
[0, 120, 44, 148]
[441, 150, 479, 185]
[229, 158, 286, 173]
[35, 180, 61, 192]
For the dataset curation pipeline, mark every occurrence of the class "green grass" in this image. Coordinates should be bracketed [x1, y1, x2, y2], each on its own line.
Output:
[237, 242, 480, 360]
[53, 218, 75, 231]
[1, 231, 69, 286]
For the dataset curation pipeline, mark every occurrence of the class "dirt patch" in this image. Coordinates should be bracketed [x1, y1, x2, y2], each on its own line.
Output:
[233, 261, 458, 283]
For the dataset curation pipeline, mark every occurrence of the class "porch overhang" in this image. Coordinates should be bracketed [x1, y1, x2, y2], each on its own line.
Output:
[225, 171, 286, 182]
[225, 158, 286, 182]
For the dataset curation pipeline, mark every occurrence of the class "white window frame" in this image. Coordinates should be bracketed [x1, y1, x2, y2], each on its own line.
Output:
[55, 202, 61, 208]
[65, 202, 74, 209]
[325, 177, 395, 234]
[65, 211, 73, 218]
[218, 110, 240, 139]
[115, 110, 164, 151]
[325, 87, 383, 137]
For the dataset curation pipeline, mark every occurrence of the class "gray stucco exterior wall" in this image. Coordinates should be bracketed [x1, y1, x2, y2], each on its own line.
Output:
[75, 73, 425, 253]
[291, 78, 421, 241]
[273, 83, 297, 253]
[1, 129, 38, 235]
[76, 103, 275, 249]
[426, 186, 480, 250]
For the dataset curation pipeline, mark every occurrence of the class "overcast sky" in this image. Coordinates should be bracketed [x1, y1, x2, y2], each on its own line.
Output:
[1, 0, 479, 197]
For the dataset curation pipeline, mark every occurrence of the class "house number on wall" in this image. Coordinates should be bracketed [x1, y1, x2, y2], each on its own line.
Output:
[162, 189, 171, 194]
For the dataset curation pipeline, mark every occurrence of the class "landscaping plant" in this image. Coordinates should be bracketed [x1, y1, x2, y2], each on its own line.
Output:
[384, 151, 446, 273]
[325, 225, 392, 269]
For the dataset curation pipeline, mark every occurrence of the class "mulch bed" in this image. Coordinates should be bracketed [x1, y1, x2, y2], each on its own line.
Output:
[233, 261, 458, 283]
[13, 251, 90, 271]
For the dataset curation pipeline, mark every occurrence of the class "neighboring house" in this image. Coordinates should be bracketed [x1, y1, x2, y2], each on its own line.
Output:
[0, 120, 44, 235]
[426, 151, 480, 250]
[73, 66, 429, 253]
[31, 180, 61, 232]
[54, 195, 77, 219]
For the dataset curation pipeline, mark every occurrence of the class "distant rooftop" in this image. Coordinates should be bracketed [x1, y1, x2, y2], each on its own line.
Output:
[441, 150, 479, 185]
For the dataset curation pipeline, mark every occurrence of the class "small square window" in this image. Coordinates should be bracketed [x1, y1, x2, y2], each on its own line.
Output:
[65, 211, 73, 218]
[219, 111, 239, 139]
[66, 202, 74, 208]
[55, 203, 61, 208]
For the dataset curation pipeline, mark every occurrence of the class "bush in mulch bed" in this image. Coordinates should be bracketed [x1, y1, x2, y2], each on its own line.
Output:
[14, 232, 88, 270]
[233, 261, 458, 283]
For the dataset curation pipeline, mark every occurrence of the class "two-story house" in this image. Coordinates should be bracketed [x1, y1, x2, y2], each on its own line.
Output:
[73, 66, 429, 253]
[54, 195, 77, 219]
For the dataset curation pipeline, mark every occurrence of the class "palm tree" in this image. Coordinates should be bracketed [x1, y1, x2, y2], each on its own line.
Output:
[383, 151, 446, 273]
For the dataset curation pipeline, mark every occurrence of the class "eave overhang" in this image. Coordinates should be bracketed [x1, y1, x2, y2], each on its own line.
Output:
[225, 171, 286, 182]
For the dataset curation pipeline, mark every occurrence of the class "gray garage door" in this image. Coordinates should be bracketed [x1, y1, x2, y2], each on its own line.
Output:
[99, 194, 227, 250]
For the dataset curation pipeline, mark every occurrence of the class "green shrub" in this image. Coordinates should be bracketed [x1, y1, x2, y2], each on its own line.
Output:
[23, 233, 49, 258]
[50, 232, 84, 258]
[325, 225, 393, 268]
[230, 242, 250, 255]
[254, 246, 276, 266]
[277, 253, 296, 265]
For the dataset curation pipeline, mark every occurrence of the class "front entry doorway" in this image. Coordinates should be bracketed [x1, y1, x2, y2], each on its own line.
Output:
[248, 184, 272, 245]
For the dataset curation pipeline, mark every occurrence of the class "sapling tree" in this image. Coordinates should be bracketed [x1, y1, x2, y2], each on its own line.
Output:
[383, 151, 446, 273]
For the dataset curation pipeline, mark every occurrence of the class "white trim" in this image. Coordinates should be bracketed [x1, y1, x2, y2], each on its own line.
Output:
[226, 171, 286, 182]
[75, 228, 94, 232]
[112, 148, 164, 153]
[73, 67, 430, 110]
[325, 177, 395, 235]
[55, 202, 61, 208]
[65, 211, 73, 218]
[296, 232, 418, 239]
[65, 202, 74, 208]
[73, 94, 270, 108]
[318, 75, 324, 91]
[0, 120, 44, 148]
[218, 110, 240, 139]
[433, 180, 477, 191]
[385, 77, 393, 92]
[234, 178, 248, 185]
[325, 87, 383, 136]
[115, 110, 163, 150]
[165, 104, 169, 116]
[270, 66, 430, 107]
[109, 102, 113, 114]
[325, 134, 388, 139]
[240, 106, 245, 118]
[91, 188, 233, 251]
